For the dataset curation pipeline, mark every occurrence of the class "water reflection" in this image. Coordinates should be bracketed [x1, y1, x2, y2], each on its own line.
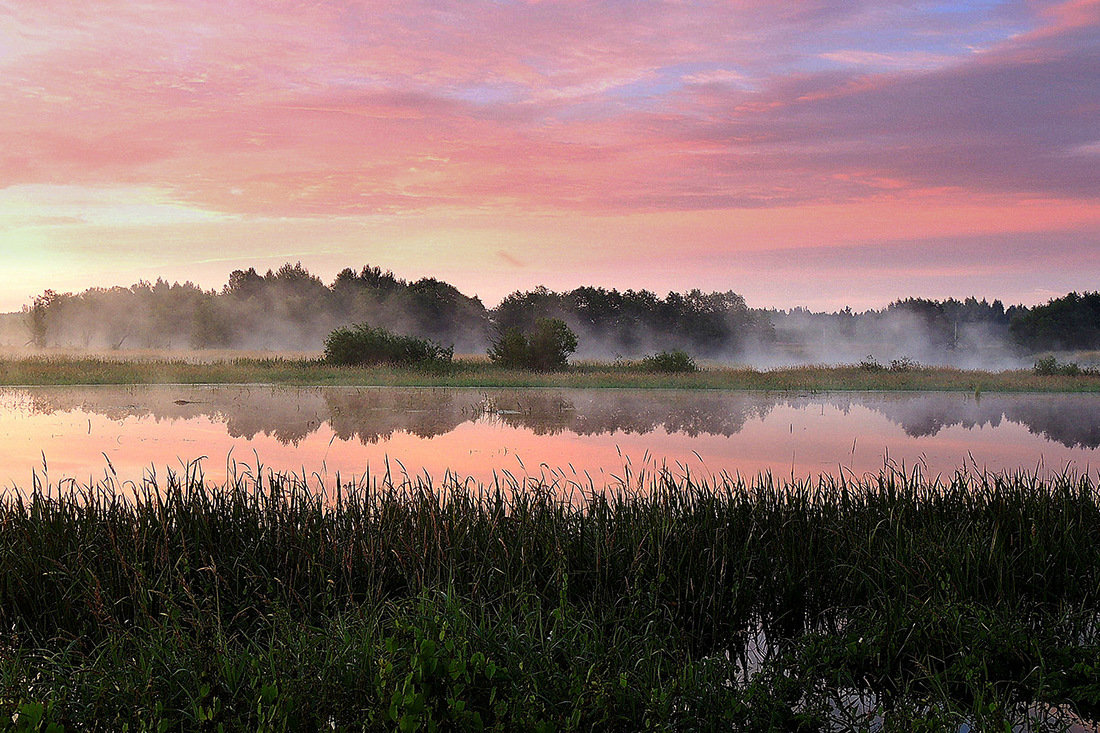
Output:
[3, 386, 1098, 485]
[808, 393, 1100, 450]
[18, 386, 1100, 450]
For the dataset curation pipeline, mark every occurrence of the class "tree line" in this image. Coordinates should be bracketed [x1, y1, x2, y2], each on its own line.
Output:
[19, 262, 1100, 359]
[22, 263, 772, 357]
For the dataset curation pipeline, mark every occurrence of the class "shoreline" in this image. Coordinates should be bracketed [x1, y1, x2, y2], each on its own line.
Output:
[1, 354, 1099, 392]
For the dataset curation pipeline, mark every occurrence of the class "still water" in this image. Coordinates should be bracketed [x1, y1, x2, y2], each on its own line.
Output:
[0, 385, 1097, 488]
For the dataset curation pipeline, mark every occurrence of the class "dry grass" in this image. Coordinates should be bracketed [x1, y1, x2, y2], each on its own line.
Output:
[0, 346, 325, 363]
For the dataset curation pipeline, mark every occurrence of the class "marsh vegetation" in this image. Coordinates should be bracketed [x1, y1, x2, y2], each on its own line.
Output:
[1, 466, 1097, 731]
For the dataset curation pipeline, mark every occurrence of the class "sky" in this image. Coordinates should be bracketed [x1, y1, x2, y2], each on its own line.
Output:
[0, 0, 1098, 312]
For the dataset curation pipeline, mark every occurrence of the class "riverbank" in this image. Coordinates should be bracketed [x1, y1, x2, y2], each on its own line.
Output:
[1, 354, 1099, 391]
[2, 467, 1097, 730]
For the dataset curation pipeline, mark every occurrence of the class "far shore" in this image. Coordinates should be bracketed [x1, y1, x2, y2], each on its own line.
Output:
[0, 352, 1097, 392]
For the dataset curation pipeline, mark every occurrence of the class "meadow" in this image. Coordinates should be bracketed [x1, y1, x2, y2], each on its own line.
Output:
[1, 465, 1098, 731]
[1, 352, 1100, 391]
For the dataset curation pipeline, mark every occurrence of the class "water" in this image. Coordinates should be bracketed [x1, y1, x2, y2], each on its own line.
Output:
[1, 385, 1097, 487]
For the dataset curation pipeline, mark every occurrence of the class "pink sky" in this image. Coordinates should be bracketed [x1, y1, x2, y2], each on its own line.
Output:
[1, 0, 1098, 311]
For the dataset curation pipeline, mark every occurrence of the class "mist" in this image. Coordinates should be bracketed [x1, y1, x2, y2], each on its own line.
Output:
[11, 262, 1095, 370]
[20, 264, 490, 356]
[744, 300, 1028, 370]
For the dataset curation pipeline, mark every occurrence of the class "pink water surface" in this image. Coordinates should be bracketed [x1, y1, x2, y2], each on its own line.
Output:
[0, 386, 1095, 489]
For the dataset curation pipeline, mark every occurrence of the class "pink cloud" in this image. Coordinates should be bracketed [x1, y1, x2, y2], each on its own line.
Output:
[1, 0, 1097, 225]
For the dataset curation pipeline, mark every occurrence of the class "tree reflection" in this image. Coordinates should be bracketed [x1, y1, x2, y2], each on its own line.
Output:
[18, 386, 1100, 451]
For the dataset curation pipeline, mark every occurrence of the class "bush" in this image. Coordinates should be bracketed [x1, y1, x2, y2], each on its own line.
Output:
[527, 318, 578, 370]
[857, 355, 884, 372]
[487, 318, 577, 371]
[1033, 355, 1086, 376]
[485, 328, 529, 370]
[641, 350, 697, 373]
[324, 324, 453, 367]
[889, 356, 919, 373]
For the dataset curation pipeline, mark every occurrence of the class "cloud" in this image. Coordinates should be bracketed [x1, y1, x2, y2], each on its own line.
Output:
[0, 0, 1097, 312]
[497, 250, 526, 268]
[0, 184, 229, 227]
[3, 0, 1095, 218]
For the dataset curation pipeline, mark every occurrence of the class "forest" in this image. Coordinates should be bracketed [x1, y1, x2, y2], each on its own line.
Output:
[17, 262, 1100, 364]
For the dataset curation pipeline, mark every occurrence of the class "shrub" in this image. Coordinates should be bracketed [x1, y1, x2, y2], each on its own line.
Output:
[527, 318, 578, 371]
[324, 324, 453, 367]
[487, 318, 577, 371]
[857, 355, 884, 372]
[1033, 356, 1085, 376]
[641, 349, 697, 373]
[889, 356, 919, 373]
[485, 328, 529, 370]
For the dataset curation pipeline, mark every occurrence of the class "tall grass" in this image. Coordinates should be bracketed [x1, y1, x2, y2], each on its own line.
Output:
[1, 464, 1098, 730]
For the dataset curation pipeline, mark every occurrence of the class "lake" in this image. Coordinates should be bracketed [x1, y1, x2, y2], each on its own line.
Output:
[1, 385, 1097, 489]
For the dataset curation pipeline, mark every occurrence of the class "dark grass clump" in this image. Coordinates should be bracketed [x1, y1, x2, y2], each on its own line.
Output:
[1, 465, 1099, 730]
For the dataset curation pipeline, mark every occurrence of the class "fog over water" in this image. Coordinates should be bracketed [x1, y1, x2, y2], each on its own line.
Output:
[3, 386, 1096, 488]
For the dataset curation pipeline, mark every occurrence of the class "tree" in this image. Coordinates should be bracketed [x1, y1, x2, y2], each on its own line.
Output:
[528, 318, 578, 370]
[190, 297, 234, 348]
[25, 290, 59, 348]
[486, 328, 529, 369]
[1011, 291, 1100, 351]
[487, 318, 577, 371]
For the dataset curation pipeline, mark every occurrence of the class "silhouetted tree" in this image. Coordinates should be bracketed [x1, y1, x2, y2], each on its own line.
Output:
[1011, 292, 1100, 351]
[25, 290, 60, 347]
[25, 262, 1098, 360]
[488, 318, 577, 371]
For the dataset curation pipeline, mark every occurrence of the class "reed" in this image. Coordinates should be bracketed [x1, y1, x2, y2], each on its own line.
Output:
[1, 464, 1098, 730]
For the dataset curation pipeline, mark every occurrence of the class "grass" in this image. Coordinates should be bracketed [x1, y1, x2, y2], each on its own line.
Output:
[1, 463, 1098, 730]
[2, 353, 1100, 391]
